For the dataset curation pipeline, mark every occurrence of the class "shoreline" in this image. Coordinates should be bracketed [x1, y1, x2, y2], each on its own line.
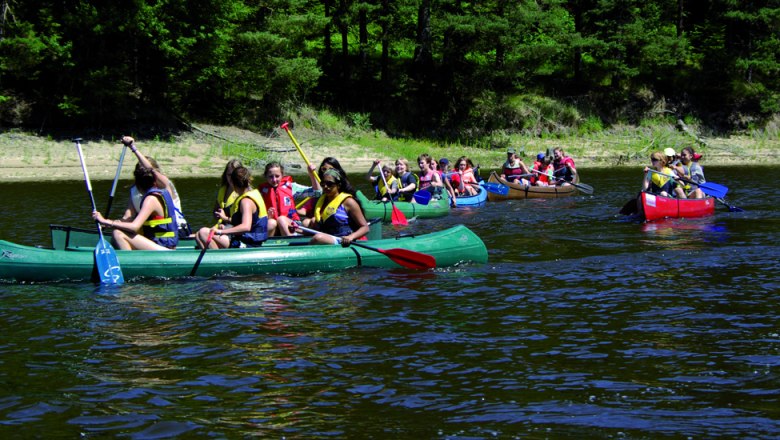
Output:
[1, 127, 778, 182]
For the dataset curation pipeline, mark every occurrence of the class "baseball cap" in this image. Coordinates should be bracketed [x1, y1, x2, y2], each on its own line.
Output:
[692, 153, 702, 161]
[664, 147, 676, 157]
[536, 153, 545, 161]
[507, 148, 515, 154]
[439, 157, 449, 165]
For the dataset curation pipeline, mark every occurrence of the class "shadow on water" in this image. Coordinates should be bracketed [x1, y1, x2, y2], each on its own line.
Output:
[1, 167, 780, 437]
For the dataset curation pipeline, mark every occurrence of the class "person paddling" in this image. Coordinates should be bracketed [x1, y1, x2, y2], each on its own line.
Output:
[121, 136, 191, 238]
[259, 162, 303, 237]
[304, 168, 369, 246]
[196, 166, 269, 249]
[500, 148, 531, 185]
[642, 152, 685, 198]
[92, 166, 178, 250]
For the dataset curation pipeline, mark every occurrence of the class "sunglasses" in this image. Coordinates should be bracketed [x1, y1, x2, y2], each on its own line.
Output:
[321, 180, 337, 188]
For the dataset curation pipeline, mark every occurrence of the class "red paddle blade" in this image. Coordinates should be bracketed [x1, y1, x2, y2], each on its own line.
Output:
[379, 248, 436, 270]
[391, 206, 408, 226]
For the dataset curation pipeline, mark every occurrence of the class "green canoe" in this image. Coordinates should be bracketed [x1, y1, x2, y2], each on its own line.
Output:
[356, 190, 451, 221]
[0, 225, 487, 283]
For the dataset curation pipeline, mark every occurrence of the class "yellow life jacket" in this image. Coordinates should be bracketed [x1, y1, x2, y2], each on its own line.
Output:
[378, 174, 396, 196]
[314, 192, 352, 223]
[217, 185, 239, 215]
[231, 189, 268, 219]
[651, 167, 674, 188]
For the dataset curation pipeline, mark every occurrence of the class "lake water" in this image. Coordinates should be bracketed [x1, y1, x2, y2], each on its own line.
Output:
[1, 166, 779, 438]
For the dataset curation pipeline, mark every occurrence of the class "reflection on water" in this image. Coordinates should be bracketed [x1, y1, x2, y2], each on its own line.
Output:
[1, 167, 780, 437]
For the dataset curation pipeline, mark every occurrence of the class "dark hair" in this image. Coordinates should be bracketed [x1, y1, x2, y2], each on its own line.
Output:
[231, 166, 252, 190]
[134, 166, 156, 192]
[318, 157, 355, 195]
[264, 161, 284, 176]
[681, 146, 695, 157]
[221, 159, 243, 187]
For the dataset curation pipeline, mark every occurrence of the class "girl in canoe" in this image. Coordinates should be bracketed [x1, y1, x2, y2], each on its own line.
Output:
[416, 153, 444, 199]
[121, 136, 191, 238]
[366, 159, 399, 201]
[259, 162, 305, 237]
[500, 148, 532, 185]
[395, 158, 417, 202]
[533, 155, 555, 186]
[673, 147, 706, 199]
[196, 166, 269, 249]
[437, 157, 458, 206]
[306, 168, 370, 246]
[454, 156, 478, 196]
[643, 152, 685, 198]
[92, 166, 179, 250]
[213, 159, 243, 224]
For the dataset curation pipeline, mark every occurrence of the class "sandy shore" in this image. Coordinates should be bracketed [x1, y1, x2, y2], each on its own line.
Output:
[1, 125, 777, 182]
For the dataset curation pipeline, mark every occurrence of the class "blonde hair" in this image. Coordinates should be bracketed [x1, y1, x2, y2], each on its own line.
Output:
[650, 152, 666, 166]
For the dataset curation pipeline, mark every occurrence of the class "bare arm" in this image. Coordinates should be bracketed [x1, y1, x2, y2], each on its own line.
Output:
[219, 198, 254, 235]
[340, 198, 370, 246]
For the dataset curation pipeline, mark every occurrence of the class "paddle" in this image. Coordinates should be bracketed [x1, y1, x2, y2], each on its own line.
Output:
[483, 173, 510, 195]
[74, 138, 125, 285]
[190, 221, 220, 276]
[646, 169, 728, 199]
[293, 225, 436, 270]
[281, 122, 320, 184]
[716, 197, 745, 213]
[619, 193, 640, 216]
[377, 162, 408, 226]
[530, 169, 594, 194]
[413, 190, 432, 205]
[105, 143, 128, 217]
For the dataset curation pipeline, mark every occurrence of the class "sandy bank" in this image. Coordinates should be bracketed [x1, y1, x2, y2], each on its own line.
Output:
[1, 125, 777, 182]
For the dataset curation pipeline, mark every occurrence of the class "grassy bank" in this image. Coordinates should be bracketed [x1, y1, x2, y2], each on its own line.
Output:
[0, 118, 778, 182]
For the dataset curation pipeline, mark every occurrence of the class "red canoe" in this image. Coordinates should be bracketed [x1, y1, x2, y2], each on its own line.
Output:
[638, 192, 716, 222]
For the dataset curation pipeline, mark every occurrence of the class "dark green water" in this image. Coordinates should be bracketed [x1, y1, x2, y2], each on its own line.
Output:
[1, 167, 779, 438]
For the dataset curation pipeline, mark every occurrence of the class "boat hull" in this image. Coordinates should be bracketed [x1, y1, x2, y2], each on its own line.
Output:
[454, 183, 488, 207]
[486, 172, 579, 201]
[639, 192, 716, 222]
[357, 190, 450, 221]
[0, 225, 487, 283]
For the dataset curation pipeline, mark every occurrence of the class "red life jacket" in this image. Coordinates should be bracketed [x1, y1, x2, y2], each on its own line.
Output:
[259, 176, 299, 221]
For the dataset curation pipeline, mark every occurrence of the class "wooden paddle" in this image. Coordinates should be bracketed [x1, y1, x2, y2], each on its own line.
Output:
[377, 162, 408, 226]
[293, 225, 435, 270]
[105, 143, 128, 217]
[530, 169, 594, 194]
[74, 138, 125, 285]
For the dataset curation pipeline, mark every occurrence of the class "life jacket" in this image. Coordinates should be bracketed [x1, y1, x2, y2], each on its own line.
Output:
[398, 172, 418, 202]
[259, 176, 299, 221]
[230, 189, 269, 247]
[534, 163, 554, 185]
[649, 167, 676, 194]
[216, 185, 239, 216]
[456, 168, 478, 194]
[315, 192, 354, 237]
[553, 157, 576, 183]
[132, 184, 189, 238]
[140, 188, 179, 249]
[418, 169, 434, 192]
[503, 160, 525, 178]
[377, 174, 397, 199]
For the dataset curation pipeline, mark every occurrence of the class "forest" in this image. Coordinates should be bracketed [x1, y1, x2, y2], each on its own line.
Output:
[1, 0, 778, 140]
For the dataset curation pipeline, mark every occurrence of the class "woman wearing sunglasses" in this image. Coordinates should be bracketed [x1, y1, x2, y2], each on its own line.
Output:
[306, 168, 370, 246]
